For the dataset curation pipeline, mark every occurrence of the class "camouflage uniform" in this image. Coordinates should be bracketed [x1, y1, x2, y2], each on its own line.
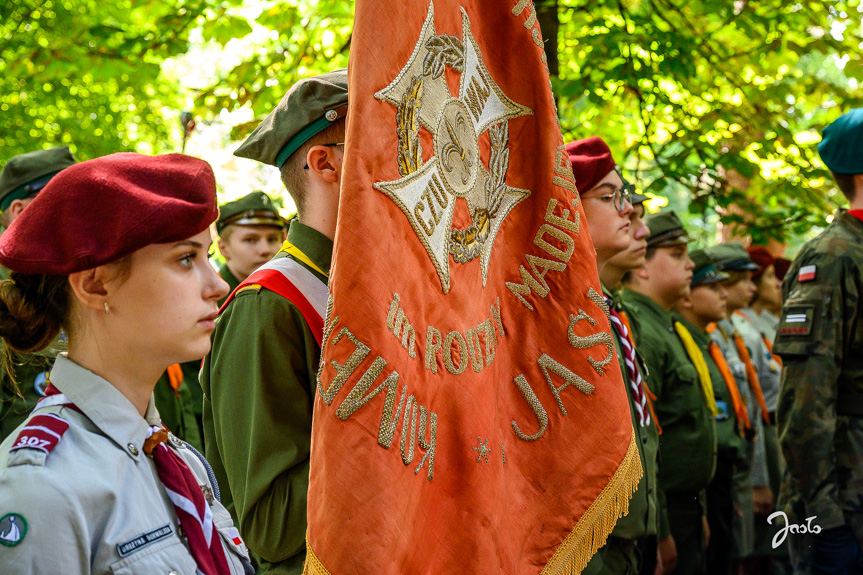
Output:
[775, 209, 863, 570]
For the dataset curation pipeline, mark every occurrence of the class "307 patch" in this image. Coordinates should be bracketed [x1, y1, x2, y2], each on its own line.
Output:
[0, 513, 27, 547]
[779, 305, 814, 337]
[10, 413, 69, 455]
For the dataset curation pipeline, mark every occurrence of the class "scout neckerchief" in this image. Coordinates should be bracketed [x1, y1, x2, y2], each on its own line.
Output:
[706, 341, 751, 437]
[605, 296, 649, 427]
[731, 330, 771, 425]
[617, 308, 662, 434]
[280, 239, 328, 278]
[673, 320, 719, 417]
[733, 309, 782, 368]
[40, 383, 231, 575]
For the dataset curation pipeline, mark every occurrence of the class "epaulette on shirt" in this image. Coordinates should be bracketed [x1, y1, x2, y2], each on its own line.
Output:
[7, 413, 70, 466]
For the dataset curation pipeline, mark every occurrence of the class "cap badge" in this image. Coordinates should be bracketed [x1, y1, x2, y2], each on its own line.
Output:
[325, 109, 338, 121]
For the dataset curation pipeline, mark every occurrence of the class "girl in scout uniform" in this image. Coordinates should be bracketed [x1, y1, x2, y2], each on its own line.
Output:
[0, 153, 253, 574]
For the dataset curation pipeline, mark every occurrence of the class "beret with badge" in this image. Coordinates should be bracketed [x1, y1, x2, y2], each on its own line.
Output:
[0, 153, 218, 275]
[217, 191, 286, 234]
[689, 249, 729, 288]
[0, 146, 77, 211]
[707, 242, 759, 273]
[818, 107, 863, 175]
[645, 210, 691, 248]
[234, 69, 348, 168]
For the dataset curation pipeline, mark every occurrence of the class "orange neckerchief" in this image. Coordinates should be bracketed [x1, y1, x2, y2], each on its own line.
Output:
[733, 310, 782, 367]
[166, 363, 184, 398]
[619, 309, 662, 435]
[732, 332, 771, 425]
[707, 341, 750, 436]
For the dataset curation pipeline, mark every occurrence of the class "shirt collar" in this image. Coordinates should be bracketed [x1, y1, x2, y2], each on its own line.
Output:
[287, 220, 333, 279]
[621, 288, 673, 324]
[49, 354, 159, 461]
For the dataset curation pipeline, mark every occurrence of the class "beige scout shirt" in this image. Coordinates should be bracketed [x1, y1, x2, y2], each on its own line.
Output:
[0, 355, 250, 574]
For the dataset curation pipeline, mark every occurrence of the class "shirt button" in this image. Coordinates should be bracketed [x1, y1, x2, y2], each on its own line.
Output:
[127, 443, 139, 456]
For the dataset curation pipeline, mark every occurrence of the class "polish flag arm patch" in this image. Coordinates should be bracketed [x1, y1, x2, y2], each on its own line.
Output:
[10, 413, 70, 455]
[798, 264, 817, 282]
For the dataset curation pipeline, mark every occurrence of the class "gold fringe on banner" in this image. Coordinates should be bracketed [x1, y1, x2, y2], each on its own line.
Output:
[302, 431, 642, 575]
[542, 431, 643, 575]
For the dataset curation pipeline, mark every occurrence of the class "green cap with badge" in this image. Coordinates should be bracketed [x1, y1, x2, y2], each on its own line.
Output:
[0, 146, 77, 211]
[234, 69, 348, 168]
[818, 108, 863, 175]
[706, 242, 760, 272]
[690, 249, 728, 287]
[217, 191, 286, 234]
[645, 210, 690, 247]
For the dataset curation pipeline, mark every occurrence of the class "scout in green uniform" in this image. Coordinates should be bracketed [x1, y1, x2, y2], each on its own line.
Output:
[775, 108, 863, 573]
[151, 193, 287, 450]
[0, 147, 75, 441]
[674, 250, 748, 575]
[200, 69, 347, 575]
[622, 211, 717, 575]
[566, 138, 660, 575]
[216, 191, 287, 306]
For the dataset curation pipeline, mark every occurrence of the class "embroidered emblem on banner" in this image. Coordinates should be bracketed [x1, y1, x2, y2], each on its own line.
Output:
[116, 524, 173, 557]
[0, 513, 26, 547]
[375, 2, 533, 293]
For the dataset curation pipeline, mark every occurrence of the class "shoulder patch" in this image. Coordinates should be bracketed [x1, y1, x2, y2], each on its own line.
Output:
[798, 264, 816, 282]
[10, 413, 70, 456]
[779, 305, 813, 336]
[0, 513, 27, 547]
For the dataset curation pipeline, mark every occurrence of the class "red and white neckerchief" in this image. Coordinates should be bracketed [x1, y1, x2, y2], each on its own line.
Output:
[605, 297, 650, 427]
[39, 383, 230, 575]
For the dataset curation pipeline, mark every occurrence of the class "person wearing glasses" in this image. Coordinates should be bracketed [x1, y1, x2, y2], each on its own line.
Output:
[567, 137, 662, 575]
[200, 69, 347, 575]
[0, 147, 77, 442]
[623, 211, 717, 575]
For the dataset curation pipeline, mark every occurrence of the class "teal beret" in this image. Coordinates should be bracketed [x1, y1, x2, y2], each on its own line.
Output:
[217, 191, 286, 234]
[0, 146, 77, 210]
[706, 242, 759, 272]
[819, 108, 863, 175]
[645, 210, 690, 247]
[234, 69, 348, 168]
[690, 249, 728, 287]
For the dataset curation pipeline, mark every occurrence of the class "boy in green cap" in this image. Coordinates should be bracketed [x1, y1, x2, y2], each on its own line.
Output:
[0, 146, 76, 441]
[567, 137, 660, 575]
[201, 69, 347, 575]
[774, 108, 863, 573]
[216, 191, 288, 304]
[622, 210, 717, 575]
[674, 249, 749, 575]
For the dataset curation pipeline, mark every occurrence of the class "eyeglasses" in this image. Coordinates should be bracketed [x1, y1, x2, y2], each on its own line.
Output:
[303, 143, 345, 169]
[585, 182, 633, 214]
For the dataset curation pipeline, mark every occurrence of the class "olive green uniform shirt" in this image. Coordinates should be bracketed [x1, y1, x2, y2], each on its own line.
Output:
[152, 361, 205, 451]
[218, 262, 241, 308]
[775, 210, 863, 535]
[201, 221, 331, 575]
[622, 289, 717, 539]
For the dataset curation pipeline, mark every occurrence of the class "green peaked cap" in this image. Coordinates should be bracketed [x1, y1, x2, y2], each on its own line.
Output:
[818, 108, 863, 175]
[217, 191, 286, 234]
[644, 210, 690, 247]
[706, 242, 759, 272]
[690, 249, 728, 287]
[0, 146, 77, 210]
[234, 69, 348, 168]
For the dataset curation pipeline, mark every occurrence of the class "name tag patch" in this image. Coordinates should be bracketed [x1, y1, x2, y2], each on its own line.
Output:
[117, 524, 173, 557]
[779, 306, 814, 336]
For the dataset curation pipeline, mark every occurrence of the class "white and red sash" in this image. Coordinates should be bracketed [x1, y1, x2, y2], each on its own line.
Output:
[219, 257, 329, 347]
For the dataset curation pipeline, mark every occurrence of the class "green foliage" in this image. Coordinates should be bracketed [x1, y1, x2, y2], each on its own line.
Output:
[0, 0, 217, 161]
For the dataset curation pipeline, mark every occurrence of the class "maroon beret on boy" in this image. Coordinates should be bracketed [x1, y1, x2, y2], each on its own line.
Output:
[746, 246, 775, 280]
[0, 153, 218, 275]
[566, 137, 617, 194]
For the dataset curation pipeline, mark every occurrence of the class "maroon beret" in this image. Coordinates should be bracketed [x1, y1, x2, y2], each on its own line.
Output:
[746, 246, 775, 280]
[0, 153, 218, 275]
[773, 257, 791, 281]
[566, 137, 617, 194]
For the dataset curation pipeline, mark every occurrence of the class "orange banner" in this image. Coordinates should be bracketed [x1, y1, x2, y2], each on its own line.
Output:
[305, 1, 640, 573]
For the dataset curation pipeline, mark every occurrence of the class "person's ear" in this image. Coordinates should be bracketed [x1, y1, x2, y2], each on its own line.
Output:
[67, 265, 115, 313]
[306, 145, 341, 183]
[6, 198, 31, 221]
[218, 237, 231, 261]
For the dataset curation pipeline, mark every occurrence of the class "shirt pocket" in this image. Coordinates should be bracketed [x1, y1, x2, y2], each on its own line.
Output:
[212, 500, 252, 574]
[675, 363, 705, 413]
[110, 537, 198, 575]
